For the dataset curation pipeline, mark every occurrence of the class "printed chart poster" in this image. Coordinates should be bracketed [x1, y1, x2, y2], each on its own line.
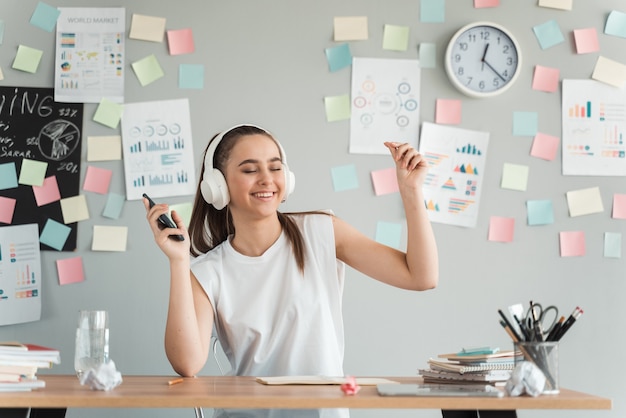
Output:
[419, 122, 489, 228]
[0, 86, 83, 251]
[350, 57, 421, 155]
[0, 224, 42, 326]
[121, 99, 196, 200]
[562, 79, 626, 175]
[55, 7, 125, 103]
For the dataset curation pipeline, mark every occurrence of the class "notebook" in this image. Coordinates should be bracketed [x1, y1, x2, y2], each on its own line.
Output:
[376, 383, 504, 398]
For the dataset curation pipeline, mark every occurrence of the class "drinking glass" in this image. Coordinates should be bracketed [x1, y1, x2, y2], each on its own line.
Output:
[74, 310, 109, 379]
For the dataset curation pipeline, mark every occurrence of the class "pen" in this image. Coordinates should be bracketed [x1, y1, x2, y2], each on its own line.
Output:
[168, 377, 184, 386]
[546, 316, 565, 342]
[555, 307, 583, 341]
[498, 309, 522, 342]
[499, 320, 519, 343]
[513, 314, 530, 341]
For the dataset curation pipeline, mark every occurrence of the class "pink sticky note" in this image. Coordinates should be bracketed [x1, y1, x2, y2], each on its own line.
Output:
[83, 166, 113, 194]
[612, 194, 626, 219]
[559, 231, 585, 257]
[371, 167, 399, 196]
[435, 99, 462, 125]
[167, 28, 195, 55]
[32, 175, 61, 206]
[0, 196, 17, 224]
[573, 27, 599, 54]
[532, 65, 560, 92]
[488, 216, 515, 243]
[474, 0, 499, 7]
[530, 132, 560, 161]
[56, 256, 85, 285]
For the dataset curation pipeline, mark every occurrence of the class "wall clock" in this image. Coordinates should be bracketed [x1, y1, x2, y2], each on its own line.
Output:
[445, 21, 522, 98]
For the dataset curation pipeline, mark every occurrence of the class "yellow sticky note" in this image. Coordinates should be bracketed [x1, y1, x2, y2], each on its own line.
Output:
[333, 16, 368, 41]
[87, 135, 122, 161]
[12, 45, 44, 73]
[566, 187, 604, 217]
[93, 99, 123, 129]
[60, 195, 90, 224]
[129, 14, 166, 42]
[132, 54, 164, 86]
[92, 225, 128, 251]
[383, 24, 409, 51]
[324, 94, 351, 122]
[592, 56, 626, 88]
[18, 159, 48, 186]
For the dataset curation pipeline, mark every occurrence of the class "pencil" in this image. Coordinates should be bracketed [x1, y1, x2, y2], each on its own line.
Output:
[168, 377, 184, 386]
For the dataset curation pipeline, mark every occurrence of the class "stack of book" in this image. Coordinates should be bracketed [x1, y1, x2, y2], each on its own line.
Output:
[418, 348, 520, 386]
[0, 342, 61, 391]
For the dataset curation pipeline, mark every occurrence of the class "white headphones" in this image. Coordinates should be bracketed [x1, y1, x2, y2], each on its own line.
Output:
[200, 124, 295, 210]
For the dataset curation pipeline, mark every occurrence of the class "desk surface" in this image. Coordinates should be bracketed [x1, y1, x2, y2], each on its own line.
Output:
[0, 375, 612, 410]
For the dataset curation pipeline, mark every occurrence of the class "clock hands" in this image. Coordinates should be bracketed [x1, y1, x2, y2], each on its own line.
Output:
[480, 43, 506, 82]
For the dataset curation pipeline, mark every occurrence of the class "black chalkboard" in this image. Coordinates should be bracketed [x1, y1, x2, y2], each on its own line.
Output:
[0, 86, 83, 251]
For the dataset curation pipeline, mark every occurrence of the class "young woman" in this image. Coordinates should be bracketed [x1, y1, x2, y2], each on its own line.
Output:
[144, 124, 438, 417]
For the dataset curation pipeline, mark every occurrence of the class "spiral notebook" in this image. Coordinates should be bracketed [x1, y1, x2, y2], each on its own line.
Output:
[377, 383, 504, 398]
[427, 358, 515, 374]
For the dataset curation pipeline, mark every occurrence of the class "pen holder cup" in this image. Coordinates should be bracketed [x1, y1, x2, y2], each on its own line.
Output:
[515, 342, 559, 394]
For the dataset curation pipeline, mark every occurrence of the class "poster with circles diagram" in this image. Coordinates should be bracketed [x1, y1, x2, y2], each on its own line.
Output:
[350, 57, 420, 155]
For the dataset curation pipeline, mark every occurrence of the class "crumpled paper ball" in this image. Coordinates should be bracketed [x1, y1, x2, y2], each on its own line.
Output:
[79, 360, 123, 391]
[505, 361, 546, 397]
[340, 375, 361, 395]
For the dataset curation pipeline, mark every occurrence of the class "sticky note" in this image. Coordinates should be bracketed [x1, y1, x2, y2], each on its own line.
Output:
[419, 43, 436, 68]
[0, 20, 4, 44]
[179, 64, 204, 89]
[566, 187, 604, 217]
[591, 56, 626, 88]
[92, 225, 128, 252]
[93, 98, 123, 129]
[604, 232, 622, 258]
[501, 163, 529, 191]
[383, 25, 409, 51]
[533, 20, 565, 50]
[573, 28, 599, 54]
[513, 111, 538, 136]
[532, 65, 560, 93]
[18, 159, 48, 186]
[30, 1, 60, 32]
[612, 194, 626, 219]
[0, 196, 16, 224]
[83, 166, 112, 194]
[538, 0, 572, 10]
[32, 175, 61, 206]
[56, 256, 85, 285]
[60, 195, 89, 224]
[420, 0, 445, 23]
[331, 164, 359, 192]
[375, 221, 402, 249]
[530, 132, 559, 161]
[167, 28, 194, 55]
[333, 16, 368, 41]
[474, 0, 499, 7]
[12, 45, 44, 73]
[87, 136, 122, 161]
[0, 67, 4, 81]
[605, 10, 626, 38]
[129, 14, 166, 42]
[527, 199, 554, 226]
[0, 162, 18, 190]
[39, 218, 71, 251]
[325, 43, 352, 72]
[488, 216, 514, 243]
[324, 94, 351, 122]
[435, 99, 462, 124]
[132, 54, 165, 86]
[102, 192, 126, 220]
[559, 231, 585, 257]
[371, 167, 399, 196]
[170, 202, 193, 227]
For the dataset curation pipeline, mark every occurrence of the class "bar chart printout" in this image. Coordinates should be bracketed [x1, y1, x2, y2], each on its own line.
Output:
[0, 224, 42, 326]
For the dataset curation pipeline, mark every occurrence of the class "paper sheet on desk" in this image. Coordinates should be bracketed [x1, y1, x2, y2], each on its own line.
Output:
[255, 376, 399, 385]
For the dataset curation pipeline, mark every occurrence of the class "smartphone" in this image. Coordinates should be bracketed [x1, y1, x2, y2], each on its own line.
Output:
[142, 193, 185, 241]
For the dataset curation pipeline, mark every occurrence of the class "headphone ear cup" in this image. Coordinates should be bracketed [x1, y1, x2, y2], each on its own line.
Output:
[200, 168, 230, 210]
[283, 164, 295, 199]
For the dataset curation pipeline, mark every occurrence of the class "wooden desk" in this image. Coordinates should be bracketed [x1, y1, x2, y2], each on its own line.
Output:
[0, 375, 611, 417]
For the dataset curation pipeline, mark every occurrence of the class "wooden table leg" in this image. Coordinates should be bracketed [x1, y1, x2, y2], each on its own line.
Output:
[29, 409, 68, 418]
[2, 409, 30, 418]
[442, 411, 479, 418]
[442, 410, 518, 418]
[478, 411, 517, 418]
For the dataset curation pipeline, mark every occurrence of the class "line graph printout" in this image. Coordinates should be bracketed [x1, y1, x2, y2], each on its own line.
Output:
[121, 99, 196, 200]
[562, 79, 626, 175]
[419, 122, 489, 228]
[350, 57, 421, 155]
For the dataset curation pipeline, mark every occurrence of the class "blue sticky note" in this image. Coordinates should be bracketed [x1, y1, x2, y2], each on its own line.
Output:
[533, 20, 565, 50]
[420, 0, 445, 23]
[30, 1, 60, 32]
[605, 10, 626, 38]
[419, 43, 437, 68]
[179, 64, 204, 89]
[604, 232, 622, 258]
[0, 162, 18, 190]
[527, 199, 554, 226]
[513, 111, 538, 136]
[102, 192, 126, 219]
[331, 164, 359, 192]
[40, 218, 72, 251]
[0, 20, 5, 45]
[375, 221, 402, 249]
[325, 43, 352, 72]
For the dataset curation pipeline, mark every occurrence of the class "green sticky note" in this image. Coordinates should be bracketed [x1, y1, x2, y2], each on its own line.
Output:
[419, 43, 437, 68]
[18, 159, 48, 186]
[170, 202, 193, 227]
[383, 24, 409, 51]
[94, 98, 123, 129]
[501, 163, 529, 191]
[324, 94, 351, 122]
[12, 45, 44, 73]
[132, 54, 165, 86]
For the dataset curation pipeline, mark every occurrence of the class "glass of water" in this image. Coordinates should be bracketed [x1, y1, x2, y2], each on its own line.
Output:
[74, 310, 109, 379]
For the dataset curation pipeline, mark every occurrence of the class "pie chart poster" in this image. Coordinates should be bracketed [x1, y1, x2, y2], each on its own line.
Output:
[0, 86, 84, 251]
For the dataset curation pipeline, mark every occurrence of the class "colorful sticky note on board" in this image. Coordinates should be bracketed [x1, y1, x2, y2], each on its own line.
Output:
[87, 135, 122, 161]
[573, 28, 600, 54]
[527, 199, 554, 226]
[92, 225, 128, 251]
[533, 20, 565, 50]
[179, 64, 204, 89]
[605, 10, 626, 38]
[420, 0, 445, 23]
[93, 98, 123, 129]
[488, 216, 515, 243]
[32, 175, 61, 206]
[0, 196, 16, 224]
[532, 66, 560, 93]
[612, 194, 626, 219]
[474, 0, 499, 7]
[375, 221, 402, 249]
[324, 94, 351, 122]
[12, 45, 44, 73]
[591, 56, 626, 88]
[383, 25, 409, 51]
[56, 256, 85, 285]
[331, 164, 359, 192]
[0, 162, 18, 190]
[60, 195, 89, 224]
[129, 14, 166, 42]
[18, 159, 48, 186]
[170, 202, 193, 227]
[371, 167, 399, 196]
[530, 133, 559, 161]
[83, 166, 113, 194]
[501, 163, 529, 191]
[559, 231, 585, 257]
[325, 43, 352, 72]
[0, 20, 4, 44]
[513, 111, 538, 136]
[30, 1, 61, 32]
[604, 232, 622, 258]
[419, 43, 436, 68]
[0, 67, 4, 81]
[566, 187, 604, 217]
[167, 28, 194, 55]
[39, 218, 71, 251]
[131, 54, 164, 86]
[435, 99, 462, 124]
[538, 0, 572, 10]
[102, 192, 126, 220]
[333, 16, 368, 41]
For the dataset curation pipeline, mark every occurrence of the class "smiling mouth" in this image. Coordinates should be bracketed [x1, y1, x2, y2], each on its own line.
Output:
[253, 192, 274, 198]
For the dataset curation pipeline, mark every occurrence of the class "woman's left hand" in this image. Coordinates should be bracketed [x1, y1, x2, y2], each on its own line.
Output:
[383, 141, 428, 188]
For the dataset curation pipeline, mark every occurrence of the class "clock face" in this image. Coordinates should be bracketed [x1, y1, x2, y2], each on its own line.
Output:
[445, 22, 521, 98]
